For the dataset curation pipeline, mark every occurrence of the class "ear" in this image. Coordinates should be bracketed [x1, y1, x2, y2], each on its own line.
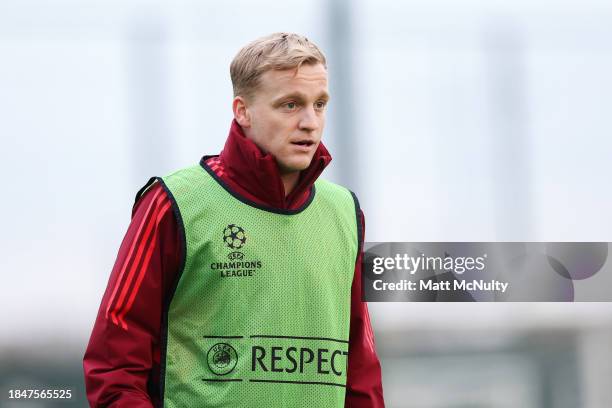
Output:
[232, 96, 251, 128]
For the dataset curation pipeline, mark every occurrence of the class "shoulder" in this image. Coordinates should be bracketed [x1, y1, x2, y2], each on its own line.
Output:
[133, 179, 166, 210]
[132, 162, 211, 215]
[315, 178, 361, 211]
[131, 181, 174, 226]
[159, 163, 217, 197]
[162, 163, 207, 183]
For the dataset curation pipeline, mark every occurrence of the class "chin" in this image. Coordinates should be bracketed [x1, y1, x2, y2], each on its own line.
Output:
[279, 159, 312, 173]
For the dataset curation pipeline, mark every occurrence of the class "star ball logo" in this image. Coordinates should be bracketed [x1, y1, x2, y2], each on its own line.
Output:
[207, 343, 238, 375]
[224, 224, 247, 251]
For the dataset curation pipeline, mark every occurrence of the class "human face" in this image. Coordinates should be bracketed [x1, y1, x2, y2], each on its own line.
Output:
[235, 63, 329, 174]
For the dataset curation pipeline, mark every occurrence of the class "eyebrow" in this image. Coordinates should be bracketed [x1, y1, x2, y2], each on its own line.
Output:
[272, 91, 330, 105]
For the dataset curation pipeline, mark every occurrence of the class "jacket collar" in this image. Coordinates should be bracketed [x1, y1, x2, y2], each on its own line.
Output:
[218, 119, 332, 210]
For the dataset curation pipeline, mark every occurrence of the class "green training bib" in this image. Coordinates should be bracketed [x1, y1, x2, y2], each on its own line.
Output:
[141, 158, 361, 408]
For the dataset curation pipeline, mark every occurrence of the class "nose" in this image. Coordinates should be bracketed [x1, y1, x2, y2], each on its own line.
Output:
[298, 107, 320, 132]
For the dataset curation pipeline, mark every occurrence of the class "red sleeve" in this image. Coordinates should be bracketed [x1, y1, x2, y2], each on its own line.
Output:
[83, 182, 181, 407]
[345, 210, 385, 407]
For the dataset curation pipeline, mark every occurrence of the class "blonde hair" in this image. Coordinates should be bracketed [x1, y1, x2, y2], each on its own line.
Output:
[230, 32, 327, 100]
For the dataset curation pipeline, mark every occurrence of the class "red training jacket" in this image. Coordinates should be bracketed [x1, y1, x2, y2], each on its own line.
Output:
[83, 120, 385, 407]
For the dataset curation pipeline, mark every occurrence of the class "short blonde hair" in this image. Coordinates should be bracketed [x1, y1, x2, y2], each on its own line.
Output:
[230, 32, 327, 100]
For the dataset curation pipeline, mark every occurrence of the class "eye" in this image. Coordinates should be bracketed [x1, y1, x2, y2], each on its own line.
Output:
[314, 100, 327, 110]
[284, 102, 297, 110]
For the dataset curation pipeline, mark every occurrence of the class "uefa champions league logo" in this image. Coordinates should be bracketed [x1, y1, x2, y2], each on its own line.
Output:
[212, 224, 261, 275]
[223, 224, 247, 250]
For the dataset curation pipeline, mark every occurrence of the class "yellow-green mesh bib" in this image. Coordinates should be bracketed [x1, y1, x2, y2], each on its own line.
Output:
[149, 160, 359, 408]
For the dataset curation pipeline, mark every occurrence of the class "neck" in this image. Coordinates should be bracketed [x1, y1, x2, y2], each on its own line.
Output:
[280, 171, 300, 197]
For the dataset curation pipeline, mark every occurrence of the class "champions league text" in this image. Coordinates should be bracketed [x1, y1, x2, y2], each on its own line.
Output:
[210, 260, 263, 277]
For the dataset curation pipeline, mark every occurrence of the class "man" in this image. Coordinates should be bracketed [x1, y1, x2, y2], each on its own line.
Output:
[84, 32, 384, 407]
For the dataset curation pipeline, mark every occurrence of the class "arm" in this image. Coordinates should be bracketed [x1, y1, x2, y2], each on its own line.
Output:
[83, 183, 180, 407]
[345, 210, 385, 407]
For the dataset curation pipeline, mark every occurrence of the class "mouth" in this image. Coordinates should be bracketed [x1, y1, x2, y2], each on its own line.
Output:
[291, 139, 316, 147]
